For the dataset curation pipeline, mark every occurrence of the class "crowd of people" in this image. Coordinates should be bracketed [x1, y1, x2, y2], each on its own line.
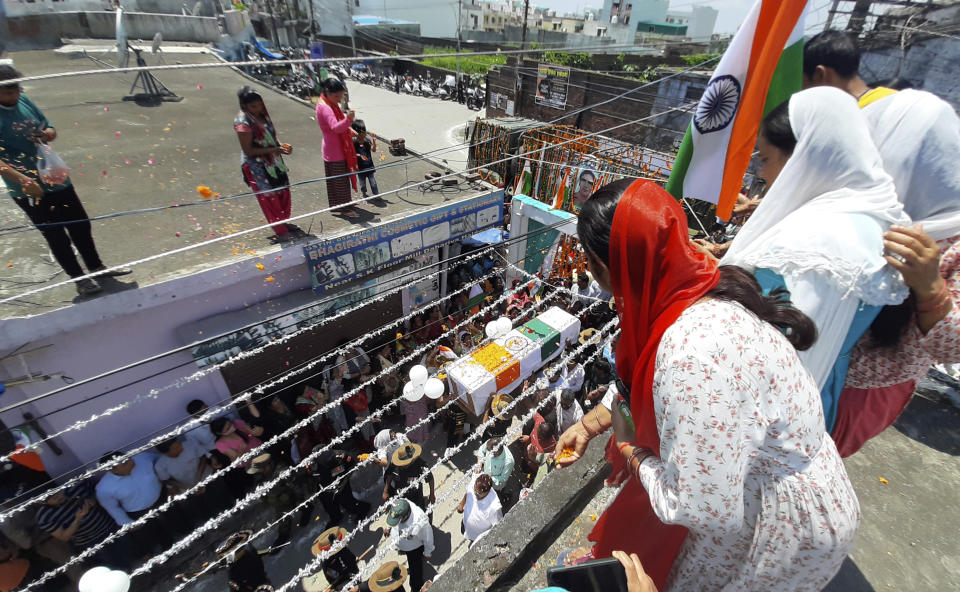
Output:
[0, 245, 620, 591]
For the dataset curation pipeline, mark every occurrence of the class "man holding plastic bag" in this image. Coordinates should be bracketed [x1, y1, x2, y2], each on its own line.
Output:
[0, 65, 130, 296]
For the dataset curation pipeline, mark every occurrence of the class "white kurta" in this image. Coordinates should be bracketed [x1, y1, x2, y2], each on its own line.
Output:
[638, 300, 860, 592]
[462, 475, 503, 542]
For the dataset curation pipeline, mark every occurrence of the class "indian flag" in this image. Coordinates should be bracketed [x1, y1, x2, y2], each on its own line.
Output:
[665, 0, 809, 221]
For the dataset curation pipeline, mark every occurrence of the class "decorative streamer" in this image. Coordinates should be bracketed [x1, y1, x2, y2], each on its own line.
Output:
[163, 297, 558, 591]
[14, 284, 537, 591]
[272, 319, 620, 592]
[0, 246, 499, 466]
[1, 262, 511, 522]
[0, 103, 697, 307]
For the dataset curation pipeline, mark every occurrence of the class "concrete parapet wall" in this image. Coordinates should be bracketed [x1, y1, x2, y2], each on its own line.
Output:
[5, 11, 219, 50]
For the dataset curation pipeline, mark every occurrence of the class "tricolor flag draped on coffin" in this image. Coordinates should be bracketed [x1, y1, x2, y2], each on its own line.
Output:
[665, 0, 809, 221]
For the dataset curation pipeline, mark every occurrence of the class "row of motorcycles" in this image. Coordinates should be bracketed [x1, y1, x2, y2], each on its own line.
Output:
[327, 61, 487, 111]
[241, 44, 320, 100]
[239, 44, 487, 110]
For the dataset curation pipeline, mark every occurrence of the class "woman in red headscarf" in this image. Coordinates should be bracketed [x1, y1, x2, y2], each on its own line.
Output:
[553, 179, 860, 591]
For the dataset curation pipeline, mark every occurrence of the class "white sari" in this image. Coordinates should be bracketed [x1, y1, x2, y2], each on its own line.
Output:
[722, 86, 911, 388]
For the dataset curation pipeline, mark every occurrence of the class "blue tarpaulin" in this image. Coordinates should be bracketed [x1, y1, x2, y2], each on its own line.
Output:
[462, 228, 506, 246]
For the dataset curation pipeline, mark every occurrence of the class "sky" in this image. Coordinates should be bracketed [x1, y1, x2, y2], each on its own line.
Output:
[536, 0, 756, 35]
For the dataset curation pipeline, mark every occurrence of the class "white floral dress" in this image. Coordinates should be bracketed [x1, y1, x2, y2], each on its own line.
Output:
[635, 299, 860, 592]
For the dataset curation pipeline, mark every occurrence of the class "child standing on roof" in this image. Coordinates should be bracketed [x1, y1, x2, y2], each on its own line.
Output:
[352, 120, 380, 199]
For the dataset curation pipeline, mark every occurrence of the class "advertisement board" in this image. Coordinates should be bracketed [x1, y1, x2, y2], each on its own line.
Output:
[535, 64, 571, 109]
[303, 192, 504, 294]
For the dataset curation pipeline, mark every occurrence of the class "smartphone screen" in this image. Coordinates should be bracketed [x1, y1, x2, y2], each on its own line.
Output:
[546, 557, 629, 592]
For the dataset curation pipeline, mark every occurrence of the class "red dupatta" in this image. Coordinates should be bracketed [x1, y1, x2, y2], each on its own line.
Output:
[321, 94, 359, 191]
[587, 180, 720, 588]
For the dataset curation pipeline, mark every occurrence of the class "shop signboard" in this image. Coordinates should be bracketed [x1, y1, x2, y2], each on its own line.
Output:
[303, 191, 504, 294]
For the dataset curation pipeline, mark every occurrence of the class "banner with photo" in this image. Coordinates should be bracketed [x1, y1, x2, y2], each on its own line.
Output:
[303, 192, 504, 294]
[535, 64, 571, 109]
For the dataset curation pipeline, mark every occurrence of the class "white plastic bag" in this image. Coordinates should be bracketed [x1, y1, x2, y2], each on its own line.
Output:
[36, 143, 70, 185]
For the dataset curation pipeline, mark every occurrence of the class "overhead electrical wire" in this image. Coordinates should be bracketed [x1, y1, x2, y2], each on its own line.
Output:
[2, 254, 606, 519]
[0, 54, 719, 237]
[13, 279, 598, 590]
[276, 318, 618, 592]
[0, 99, 698, 307]
[0, 211, 582, 420]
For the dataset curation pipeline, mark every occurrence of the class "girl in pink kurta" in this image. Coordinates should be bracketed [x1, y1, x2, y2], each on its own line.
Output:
[211, 418, 263, 466]
[836, 236, 960, 456]
[315, 78, 359, 218]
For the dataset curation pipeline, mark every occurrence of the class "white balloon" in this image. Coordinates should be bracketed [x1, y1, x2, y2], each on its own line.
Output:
[409, 364, 428, 385]
[485, 321, 499, 339]
[496, 316, 512, 336]
[423, 377, 445, 399]
[402, 381, 424, 402]
[79, 567, 111, 592]
[102, 571, 131, 592]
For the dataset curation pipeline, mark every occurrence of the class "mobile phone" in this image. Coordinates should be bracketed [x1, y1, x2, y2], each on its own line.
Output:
[616, 393, 635, 433]
[546, 557, 629, 592]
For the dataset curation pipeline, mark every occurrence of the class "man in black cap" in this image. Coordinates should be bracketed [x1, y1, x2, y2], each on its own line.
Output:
[309, 447, 370, 525]
[310, 526, 359, 589]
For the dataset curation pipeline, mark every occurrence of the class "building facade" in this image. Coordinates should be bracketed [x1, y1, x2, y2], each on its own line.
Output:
[664, 5, 717, 41]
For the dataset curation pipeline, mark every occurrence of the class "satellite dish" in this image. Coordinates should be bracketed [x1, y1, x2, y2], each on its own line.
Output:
[192, 1, 202, 16]
[115, 7, 129, 68]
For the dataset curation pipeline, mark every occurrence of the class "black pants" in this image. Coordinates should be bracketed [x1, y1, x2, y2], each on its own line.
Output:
[127, 498, 176, 558]
[13, 186, 102, 278]
[401, 545, 426, 592]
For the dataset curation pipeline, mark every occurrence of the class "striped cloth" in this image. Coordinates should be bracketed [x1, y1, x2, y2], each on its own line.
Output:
[35, 482, 116, 547]
[324, 160, 354, 209]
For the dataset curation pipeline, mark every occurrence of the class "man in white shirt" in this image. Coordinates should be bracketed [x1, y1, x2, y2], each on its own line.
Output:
[569, 273, 600, 309]
[183, 399, 220, 453]
[457, 473, 503, 544]
[384, 498, 434, 592]
[556, 389, 584, 435]
[154, 437, 212, 529]
[153, 438, 210, 492]
[558, 356, 586, 397]
[95, 451, 171, 557]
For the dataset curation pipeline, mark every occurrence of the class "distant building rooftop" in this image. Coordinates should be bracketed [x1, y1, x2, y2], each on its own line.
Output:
[353, 15, 418, 26]
[636, 21, 688, 36]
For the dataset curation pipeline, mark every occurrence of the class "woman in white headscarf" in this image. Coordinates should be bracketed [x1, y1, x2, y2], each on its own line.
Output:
[722, 86, 911, 432]
[833, 89, 960, 456]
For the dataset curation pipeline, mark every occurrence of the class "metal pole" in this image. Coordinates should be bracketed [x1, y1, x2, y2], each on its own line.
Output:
[457, 0, 462, 79]
[824, 0, 840, 30]
[308, 0, 315, 43]
[521, 0, 530, 49]
[347, 0, 357, 57]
